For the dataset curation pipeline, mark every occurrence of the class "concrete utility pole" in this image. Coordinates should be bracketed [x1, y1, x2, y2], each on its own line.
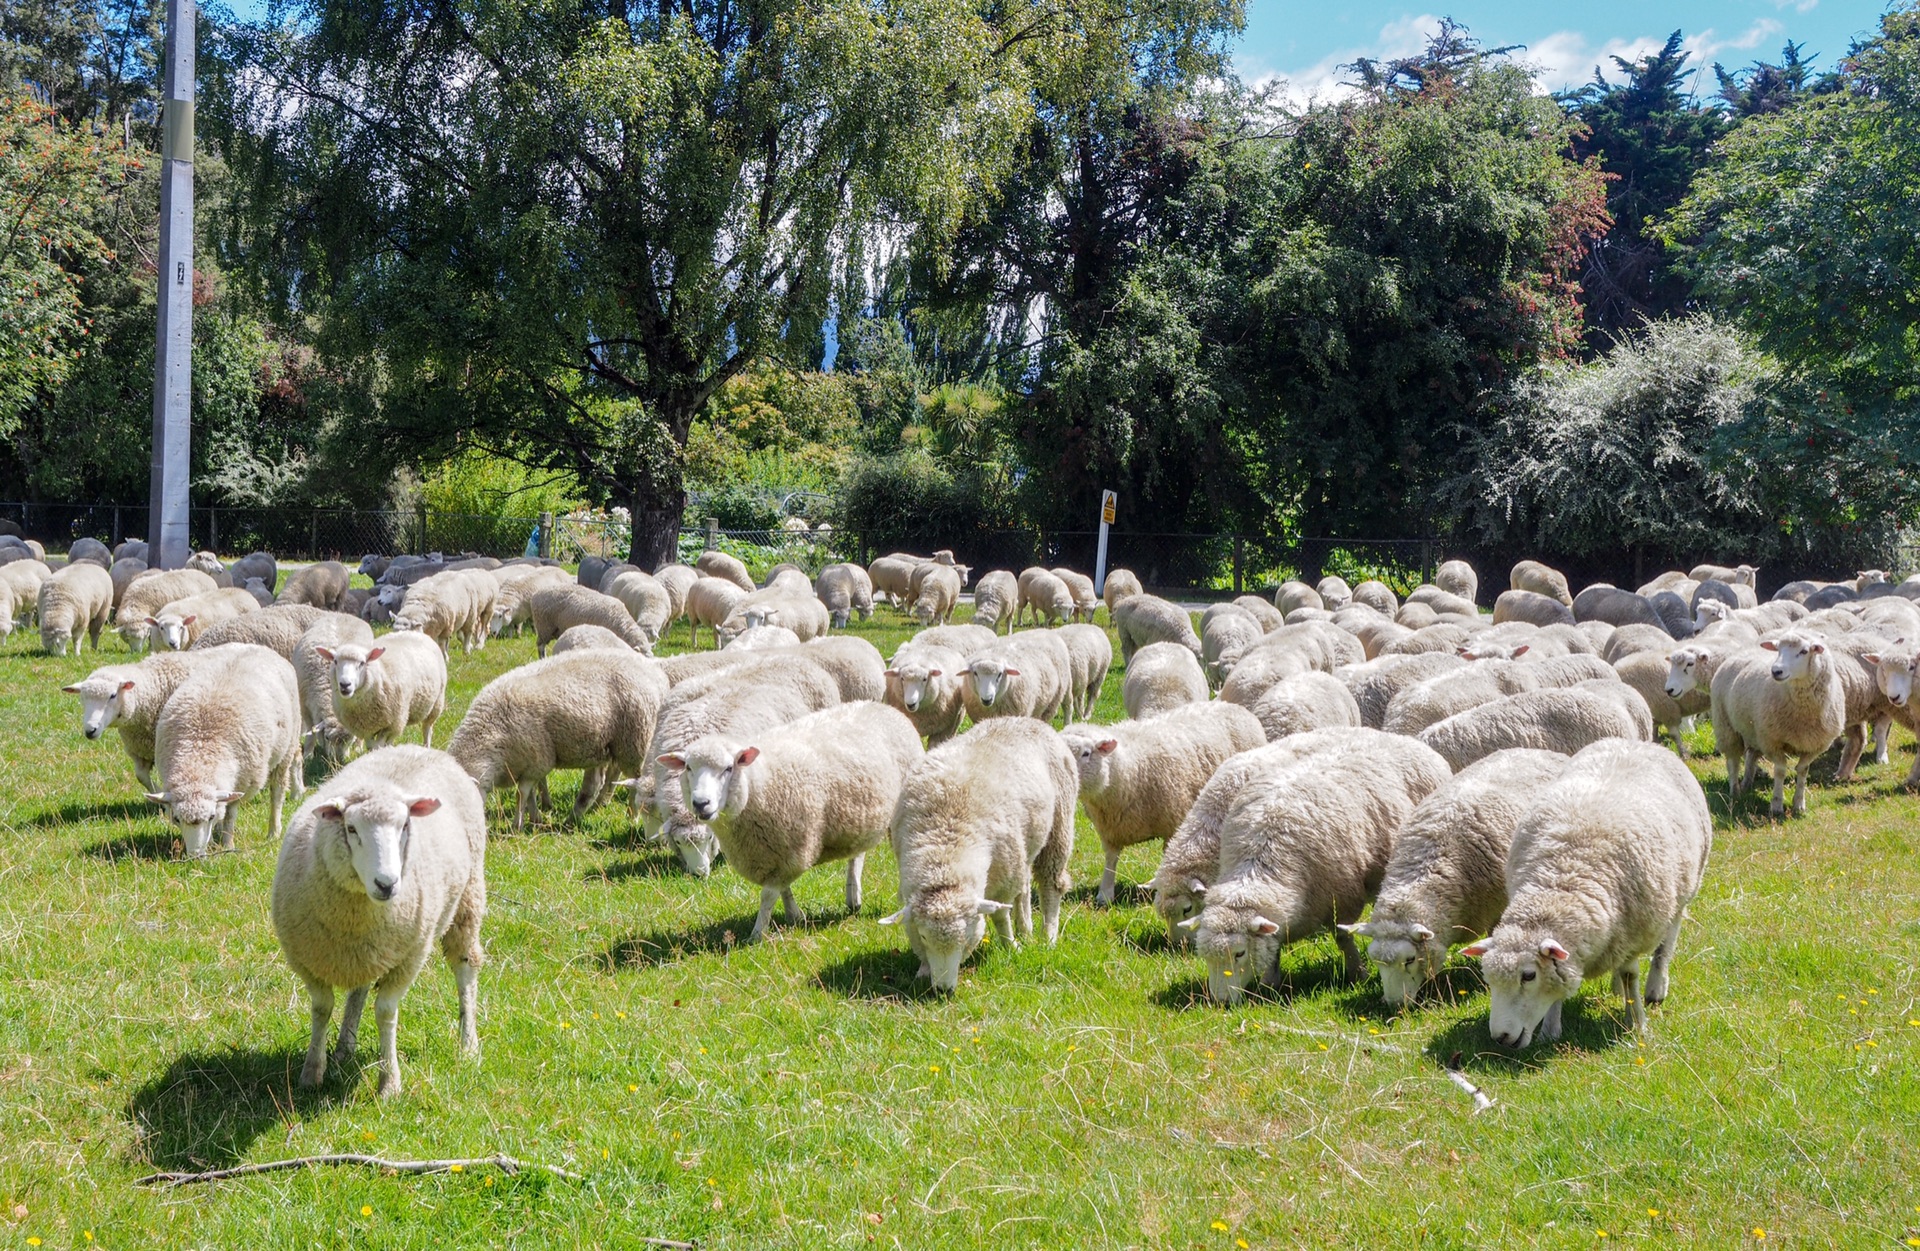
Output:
[148, 0, 194, 569]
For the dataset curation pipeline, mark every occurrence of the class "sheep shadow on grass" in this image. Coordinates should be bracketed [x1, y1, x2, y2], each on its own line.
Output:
[81, 829, 182, 862]
[127, 1045, 349, 1173]
[597, 915, 754, 970]
[1422, 993, 1636, 1077]
[1150, 948, 1355, 1012]
[813, 947, 952, 1003]
[29, 797, 152, 828]
[586, 852, 685, 884]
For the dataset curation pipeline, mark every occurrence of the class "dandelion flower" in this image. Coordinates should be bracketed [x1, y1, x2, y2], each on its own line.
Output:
[1238, 1242, 1248, 1249]
[1752, 1229, 1766, 1240]
[1635, 1056, 1646, 1066]
[629, 1083, 639, 1092]
[1648, 1210, 1659, 1218]
[1211, 1221, 1229, 1232]
[1205, 1050, 1215, 1059]
[27, 1239, 41, 1247]
[1904, 1239, 1918, 1248]
[484, 1176, 494, 1188]
[616, 1010, 627, 1019]
[449, 1164, 463, 1173]
[362, 1131, 376, 1141]
[361, 1206, 373, 1217]
[1318, 1044, 1329, 1051]
[706, 1178, 717, 1187]
[930, 1065, 941, 1073]
[1597, 1231, 1607, 1239]
[1368, 1028, 1380, 1036]
[559, 1020, 571, 1029]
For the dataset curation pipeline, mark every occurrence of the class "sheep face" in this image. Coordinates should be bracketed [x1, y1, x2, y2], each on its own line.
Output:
[1344, 919, 1443, 1006]
[964, 660, 1019, 708]
[42, 626, 72, 656]
[1863, 645, 1919, 708]
[63, 675, 136, 739]
[1152, 880, 1205, 950]
[1664, 647, 1707, 698]
[315, 793, 441, 901]
[650, 757, 721, 876]
[1058, 730, 1119, 797]
[1463, 934, 1579, 1048]
[886, 664, 942, 713]
[146, 613, 194, 652]
[668, 742, 759, 824]
[1761, 634, 1825, 683]
[146, 786, 241, 858]
[883, 901, 1005, 992]
[1691, 601, 1730, 632]
[1191, 895, 1284, 1004]
[321, 644, 384, 699]
[391, 613, 429, 636]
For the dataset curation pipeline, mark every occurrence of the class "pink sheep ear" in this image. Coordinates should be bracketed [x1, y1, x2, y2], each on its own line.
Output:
[314, 646, 334, 661]
[1759, 640, 1778, 652]
[407, 797, 442, 817]
[145, 791, 170, 805]
[735, 746, 760, 767]
[656, 754, 687, 773]
[217, 790, 245, 804]
[1249, 916, 1281, 936]
[1511, 644, 1529, 658]
[926, 668, 942, 678]
[1460, 942, 1489, 959]
[1863, 653, 1883, 665]
[60, 683, 81, 694]
[1003, 667, 1020, 677]
[365, 647, 385, 662]
[181, 616, 196, 627]
[1096, 739, 1118, 754]
[120, 680, 136, 692]
[144, 616, 159, 626]
[883, 668, 898, 677]
[1539, 939, 1570, 961]
[314, 799, 345, 821]
[1809, 641, 1827, 654]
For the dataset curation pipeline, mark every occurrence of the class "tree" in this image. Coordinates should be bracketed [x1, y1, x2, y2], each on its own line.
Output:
[1714, 42, 1840, 117]
[207, 0, 1060, 565]
[1561, 32, 1722, 343]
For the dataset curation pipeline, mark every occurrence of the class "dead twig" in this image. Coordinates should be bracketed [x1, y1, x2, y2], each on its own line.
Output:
[134, 1152, 587, 1188]
[1444, 1055, 1496, 1114]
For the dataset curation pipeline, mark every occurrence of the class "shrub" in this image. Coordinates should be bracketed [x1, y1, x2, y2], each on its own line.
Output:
[836, 450, 1022, 553]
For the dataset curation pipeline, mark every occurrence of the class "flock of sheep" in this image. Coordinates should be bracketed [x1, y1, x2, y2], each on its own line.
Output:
[12, 526, 1911, 1095]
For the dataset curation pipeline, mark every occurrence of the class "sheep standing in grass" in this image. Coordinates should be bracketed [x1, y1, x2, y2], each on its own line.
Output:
[1102, 569, 1144, 615]
[815, 563, 875, 628]
[1340, 652, 1465, 729]
[1250, 671, 1362, 740]
[1350, 748, 1569, 1004]
[1123, 641, 1209, 719]
[293, 614, 375, 762]
[317, 632, 449, 752]
[883, 718, 1078, 990]
[971, 570, 1020, 633]
[273, 745, 486, 1097]
[1710, 632, 1846, 818]
[64, 649, 239, 788]
[490, 565, 574, 637]
[696, 550, 755, 592]
[1016, 568, 1075, 628]
[1416, 682, 1651, 771]
[39, 561, 113, 656]
[551, 623, 636, 654]
[148, 644, 303, 856]
[0, 559, 51, 627]
[1463, 738, 1711, 1046]
[910, 563, 963, 626]
[146, 586, 261, 651]
[450, 649, 669, 830]
[1113, 594, 1202, 666]
[1061, 702, 1265, 904]
[1055, 623, 1112, 720]
[1864, 639, 1920, 786]
[1051, 568, 1099, 622]
[395, 569, 496, 654]
[278, 561, 351, 611]
[108, 557, 148, 608]
[652, 564, 699, 622]
[885, 642, 968, 746]
[663, 703, 924, 942]
[603, 570, 674, 643]
[913, 623, 997, 657]
[531, 584, 654, 656]
[961, 631, 1072, 723]
[1188, 729, 1452, 1001]
[1202, 608, 1264, 689]
[1510, 560, 1573, 606]
[1436, 560, 1478, 603]
[191, 603, 328, 658]
[681, 577, 748, 649]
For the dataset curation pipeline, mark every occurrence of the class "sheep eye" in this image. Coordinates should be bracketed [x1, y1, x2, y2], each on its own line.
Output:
[1404, 957, 1417, 968]
[1520, 970, 1536, 983]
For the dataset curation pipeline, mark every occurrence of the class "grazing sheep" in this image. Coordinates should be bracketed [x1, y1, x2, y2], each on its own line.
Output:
[721, 590, 831, 643]
[883, 718, 1078, 989]
[186, 551, 224, 579]
[1435, 560, 1478, 603]
[594, 561, 642, 594]
[551, 623, 635, 654]
[191, 603, 328, 659]
[971, 570, 1020, 633]
[229, 551, 277, 590]
[680, 576, 749, 650]
[450, 648, 668, 830]
[910, 563, 963, 626]
[0, 558, 52, 624]
[1315, 575, 1353, 610]
[885, 641, 969, 746]
[867, 554, 924, 607]
[317, 632, 449, 753]
[1603, 623, 1679, 665]
[531, 584, 654, 656]
[1232, 595, 1285, 631]
[912, 623, 998, 658]
[815, 563, 875, 628]
[696, 550, 755, 593]
[727, 624, 803, 651]
[68, 537, 112, 568]
[1613, 650, 1701, 756]
[64, 648, 242, 788]
[1417, 682, 1651, 771]
[1463, 739, 1711, 1046]
[606, 570, 673, 643]
[108, 557, 148, 608]
[652, 564, 699, 621]
[1862, 639, 1920, 786]
[1250, 670, 1363, 740]
[1202, 609, 1264, 688]
[1384, 654, 1615, 738]
[39, 561, 114, 655]
[1340, 651, 1467, 729]
[293, 614, 375, 762]
[273, 745, 486, 1097]
[1102, 568, 1145, 614]
[1690, 562, 1757, 588]
[490, 565, 574, 637]
[1351, 580, 1398, 616]
[1351, 748, 1570, 1005]
[1406, 585, 1480, 618]
[1510, 560, 1573, 606]
[1123, 641, 1209, 720]
[1494, 589, 1576, 628]
[1381, 622, 1474, 659]
[278, 561, 352, 611]
[1711, 633, 1846, 818]
[1187, 729, 1452, 1001]
[1052, 623, 1111, 720]
[1573, 584, 1670, 632]
[148, 644, 303, 856]
[113, 539, 150, 564]
[1112, 594, 1202, 666]
[1016, 567, 1075, 628]
[1824, 630, 1898, 781]
[662, 702, 923, 941]
[1060, 702, 1265, 904]
[961, 631, 1073, 723]
[146, 586, 260, 651]
[1217, 623, 1361, 706]
[763, 562, 811, 592]
[1274, 581, 1323, 616]
[1050, 568, 1099, 622]
[1396, 601, 1439, 630]
[394, 568, 497, 654]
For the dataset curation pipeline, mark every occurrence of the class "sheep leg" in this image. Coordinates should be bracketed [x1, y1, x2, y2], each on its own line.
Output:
[573, 766, 607, 819]
[1013, 869, 1034, 943]
[454, 959, 480, 1057]
[1905, 753, 1920, 789]
[1039, 884, 1064, 944]
[299, 981, 335, 1087]
[1836, 724, 1864, 782]
[513, 782, 537, 832]
[1645, 916, 1683, 1007]
[844, 854, 864, 913]
[133, 759, 155, 791]
[990, 906, 1016, 949]
[1874, 715, 1893, 765]
[1619, 965, 1646, 1033]
[374, 985, 405, 1097]
[1792, 755, 1813, 817]
[1096, 849, 1120, 906]
[268, 769, 288, 841]
[1334, 927, 1365, 983]
[1768, 756, 1787, 819]
[1741, 749, 1760, 798]
[334, 986, 369, 1066]
[218, 803, 238, 853]
[749, 887, 780, 943]
[421, 712, 438, 749]
[782, 887, 805, 924]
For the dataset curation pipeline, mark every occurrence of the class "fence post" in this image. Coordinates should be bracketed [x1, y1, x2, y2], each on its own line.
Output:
[704, 516, 718, 551]
[308, 510, 318, 559]
[539, 512, 554, 560]
[417, 504, 428, 556]
[1233, 536, 1245, 594]
[208, 507, 218, 556]
[112, 506, 122, 547]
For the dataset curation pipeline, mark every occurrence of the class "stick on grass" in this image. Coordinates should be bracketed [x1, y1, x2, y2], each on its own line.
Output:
[135, 1152, 585, 1187]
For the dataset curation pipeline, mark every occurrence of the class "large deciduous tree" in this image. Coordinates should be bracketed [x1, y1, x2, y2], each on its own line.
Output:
[209, 0, 1047, 564]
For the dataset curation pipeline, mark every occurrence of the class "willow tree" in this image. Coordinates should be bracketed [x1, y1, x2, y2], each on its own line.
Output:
[207, 0, 1029, 562]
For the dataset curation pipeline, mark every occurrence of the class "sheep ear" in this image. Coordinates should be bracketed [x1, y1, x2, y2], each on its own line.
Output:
[1188, 878, 1207, 895]
[1249, 915, 1281, 936]
[407, 797, 441, 817]
[734, 746, 760, 767]
[656, 754, 687, 773]
[217, 790, 245, 804]
[926, 668, 942, 678]
[1760, 640, 1778, 652]
[1460, 942, 1489, 959]
[144, 791, 171, 805]
[144, 616, 159, 626]
[976, 900, 1012, 916]
[1003, 667, 1020, 677]
[60, 683, 81, 693]
[314, 646, 334, 661]
[314, 799, 345, 821]
[1175, 915, 1203, 931]
[1539, 939, 1570, 961]
[877, 906, 909, 925]
[365, 647, 385, 662]
[1096, 739, 1118, 754]
[180, 616, 196, 627]
[1337, 921, 1371, 937]
[1809, 641, 1827, 654]
[1409, 923, 1436, 942]
[883, 668, 897, 677]
[120, 680, 136, 692]
[1863, 653, 1883, 665]
[1511, 644, 1529, 658]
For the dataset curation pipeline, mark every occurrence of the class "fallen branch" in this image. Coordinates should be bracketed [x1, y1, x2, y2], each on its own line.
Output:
[135, 1152, 585, 1188]
[1444, 1067, 1495, 1114]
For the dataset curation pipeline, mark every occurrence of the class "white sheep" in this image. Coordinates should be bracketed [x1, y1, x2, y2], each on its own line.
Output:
[681, 576, 749, 649]
[292, 613, 375, 761]
[1055, 623, 1112, 720]
[552, 623, 637, 653]
[1348, 748, 1569, 1004]
[1710, 632, 1846, 818]
[1493, 589, 1576, 628]
[1463, 738, 1711, 1045]
[273, 745, 486, 1096]
[1015, 567, 1074, 628]
[1417, 681, 1651, 771]
[1122, 641, 1208, 719]
[190, 602, 328, 658]
[1863, 638, 1920, 786]
[662, 702, 924, 941]
[63, 647, 246, 788]
[394, 568, 496, 654]
[278, 561, 351, 611]
[1050, 568, 1099, 622]
[912, 623, 998, 657]
[605, 570, 673, 643]
[867, 553, 923, 607]
[1612, 650, 1701, 757]
[1249, 670, 1362, 740]
[38, 561, 113, 655]
[1822, 629, 1898, 782]
[815, 563, 875, 628]
[1340, 651, 1466, 729]
[145, 586, 260, 651]
[531, 584, 654, 656]
[1102, 569, 1145, 615]
[1690, 562, 1757, 587]
[0, 558, 52, 627]
[148, 643, 303, 856]
[885, 641, 969, 746]
[970, 570, 1019, 633]
[316, 632, 449, 752]
[1510, 560, 1573, 606]
[908, 564, 963, 627]
[1315, 575, 1353, 610]
[695, 549, 756, 592]
[1351, 580, 1399, 616]
[1059, 701, 1265, 904]
[1274, 581, 1322, 616]
[1202, 608, 1264, 688]
[490, 565, 574, 637]
[651, 563, 699, 622]
[450, 648, 669, 830]
[1112, 594, 1201, 666]
[882, 718, 1078, 989]
[1186, 728, 1452, 1001]
[1435, 560, 1478, 603]
[961, 631, 1072, 723]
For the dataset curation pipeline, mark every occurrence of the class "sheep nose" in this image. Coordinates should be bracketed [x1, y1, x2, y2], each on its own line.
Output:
[692, 801, 714, 818]
[85, 727, 100, 739]
[372, 876, 397, 899]
[1771, 668, 1786, 680]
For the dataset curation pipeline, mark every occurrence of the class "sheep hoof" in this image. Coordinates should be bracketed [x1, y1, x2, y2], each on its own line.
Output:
[298, 1061, 326, 1088]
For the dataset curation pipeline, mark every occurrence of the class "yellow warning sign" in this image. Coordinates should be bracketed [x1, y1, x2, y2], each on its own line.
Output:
[1101, 490, 1117, 525]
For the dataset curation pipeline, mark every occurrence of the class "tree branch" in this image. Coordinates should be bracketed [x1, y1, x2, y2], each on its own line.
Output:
[135, 1152, 588, 1187]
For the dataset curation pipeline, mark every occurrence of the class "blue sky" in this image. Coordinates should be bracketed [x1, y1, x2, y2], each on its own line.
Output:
[1237, 1, 1892, 101]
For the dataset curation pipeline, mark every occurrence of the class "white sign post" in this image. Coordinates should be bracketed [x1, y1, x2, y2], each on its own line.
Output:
[1093, 489, 1116, 594]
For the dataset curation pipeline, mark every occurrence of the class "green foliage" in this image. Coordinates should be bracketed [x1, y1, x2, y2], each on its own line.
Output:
[1714, 42, 1840, 117]
[837, 449, 1022, 552]
[696, 484, 785, 532]
[419, 447, 582, 520]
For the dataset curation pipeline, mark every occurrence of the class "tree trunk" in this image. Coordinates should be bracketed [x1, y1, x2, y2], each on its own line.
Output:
[623, 410, 690, 570]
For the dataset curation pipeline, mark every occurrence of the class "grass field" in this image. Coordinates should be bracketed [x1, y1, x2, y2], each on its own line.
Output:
[2, 599, 1919, 1248]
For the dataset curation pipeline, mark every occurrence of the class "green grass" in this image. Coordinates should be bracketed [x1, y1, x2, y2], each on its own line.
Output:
[2, 605, 1919, 1249]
